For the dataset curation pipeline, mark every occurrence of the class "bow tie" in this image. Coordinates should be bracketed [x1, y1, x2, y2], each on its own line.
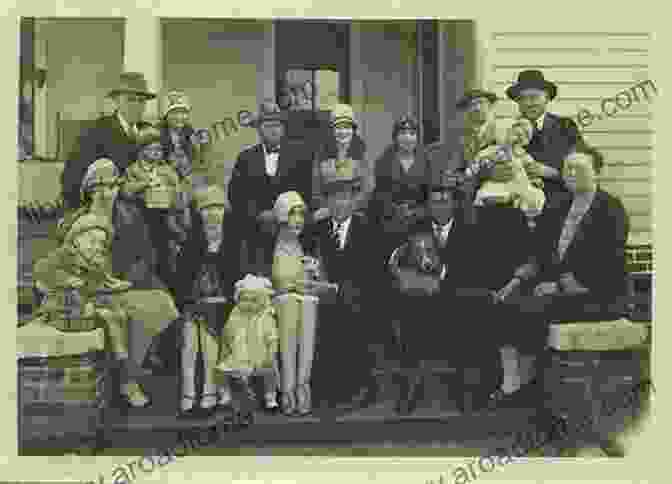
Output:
[265, 145, 280, 154]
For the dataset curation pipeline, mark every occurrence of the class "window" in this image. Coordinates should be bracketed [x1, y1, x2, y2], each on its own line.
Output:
[278, 69, 341, 112]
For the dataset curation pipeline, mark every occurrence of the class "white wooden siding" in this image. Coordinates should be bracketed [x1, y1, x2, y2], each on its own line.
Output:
[487, 31, 654, 244]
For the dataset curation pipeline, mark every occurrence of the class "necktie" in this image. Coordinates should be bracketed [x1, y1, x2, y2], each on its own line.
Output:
[266, 144, 280, 154]
[332, 221, 343, 249]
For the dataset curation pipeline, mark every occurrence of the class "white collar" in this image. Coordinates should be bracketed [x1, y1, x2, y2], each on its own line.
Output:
[117, 112, 133, 136]
[333, 216, 352, 232]
[432, 217, 454, 233]
[534, 113, 546, 132]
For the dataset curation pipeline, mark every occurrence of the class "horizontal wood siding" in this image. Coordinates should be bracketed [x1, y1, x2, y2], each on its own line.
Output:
[488, 31, 654, 245]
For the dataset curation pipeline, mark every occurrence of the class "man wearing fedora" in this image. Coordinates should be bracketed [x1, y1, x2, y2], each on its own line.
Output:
[228, 101, 316, 277]
[61, 72, 156, 210]
[507, 70, 583, 198]
[307, 156, 379, 411]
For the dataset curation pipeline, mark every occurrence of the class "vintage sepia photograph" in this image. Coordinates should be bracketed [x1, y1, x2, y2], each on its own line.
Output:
[15, 17, 654, 463]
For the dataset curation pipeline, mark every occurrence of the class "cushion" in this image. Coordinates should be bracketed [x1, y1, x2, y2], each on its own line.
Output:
[547, 318, 648, 352]
[17, 318, 105, 359]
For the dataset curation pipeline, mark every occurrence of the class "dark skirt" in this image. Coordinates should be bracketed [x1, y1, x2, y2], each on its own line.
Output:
[467, 205, 534, 291]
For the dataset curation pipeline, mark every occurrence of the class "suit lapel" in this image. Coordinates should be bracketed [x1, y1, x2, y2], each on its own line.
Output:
[564, 191, 600, 257]
[275, 141, 292, 179]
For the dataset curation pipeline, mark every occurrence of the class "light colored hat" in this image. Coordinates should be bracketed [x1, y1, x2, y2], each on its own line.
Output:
[192, 184, 229, 211]
[107, 72, 156, 100]
[63, 213, 114, 247]
[162, 90, 191, 118]
[330, 104, 357, 128]
[273, 191, 306, 224]
[136, 124, 162, 146]
[234, 274, 275, 302]
[319, 157, 363, 194]
[80, 158, 120, 195]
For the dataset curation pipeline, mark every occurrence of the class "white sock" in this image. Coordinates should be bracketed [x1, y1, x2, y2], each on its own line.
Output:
[218, 385, 232, 405]
[265, 392, 279, 408]
[500, 346, 521, 394]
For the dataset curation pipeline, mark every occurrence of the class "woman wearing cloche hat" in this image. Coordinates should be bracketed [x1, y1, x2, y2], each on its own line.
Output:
[312, 104, 371, 221]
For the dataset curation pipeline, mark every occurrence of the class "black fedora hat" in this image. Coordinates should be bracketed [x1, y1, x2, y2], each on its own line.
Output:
[506, 70, 558, 101]
[249, 101, 288, 128]
[456, 89, 498, 110]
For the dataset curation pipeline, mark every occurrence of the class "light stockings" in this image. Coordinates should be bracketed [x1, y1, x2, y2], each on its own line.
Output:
[181, 317, 227, 411]
[500, 346, 538, 394]
[99, 306, 149, 406]
[500, 346, 521, 394]
[276, 294, 318, 412]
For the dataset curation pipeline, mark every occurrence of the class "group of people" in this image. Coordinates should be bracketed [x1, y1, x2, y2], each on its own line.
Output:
[26, 67, 629, 421]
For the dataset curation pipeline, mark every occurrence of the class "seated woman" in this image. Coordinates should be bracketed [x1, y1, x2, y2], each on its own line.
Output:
[490, 143, 630, 404]
[35, 159, 153, 408]
[271, 191, 337, 416]
[74, 159, 180, 394]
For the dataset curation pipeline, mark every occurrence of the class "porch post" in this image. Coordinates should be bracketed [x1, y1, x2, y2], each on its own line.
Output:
[349, 22, 365, 139]
[123, 13, 162, 121]
[257, 20, 275, 105]
[33, 19, 49, 158]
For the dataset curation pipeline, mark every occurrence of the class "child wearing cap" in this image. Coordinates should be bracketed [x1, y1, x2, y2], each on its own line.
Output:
[468, 118, 546, 226]
[123, 123, 188, 284]
[217, 274, 280, 412]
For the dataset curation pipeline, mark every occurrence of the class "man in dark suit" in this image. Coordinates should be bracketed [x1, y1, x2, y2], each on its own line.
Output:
[307, 157, 379, 411]
[227, 102, 315, 277]
[506, 70, 584, 199]
[61, 72, 156, 210]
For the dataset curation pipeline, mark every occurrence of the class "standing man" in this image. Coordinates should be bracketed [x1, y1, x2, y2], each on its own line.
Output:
[506, 70, 583, 198]
[228, 102, 315, 277]
[429, 89, 512, 226]
[61, 72, 156, 210]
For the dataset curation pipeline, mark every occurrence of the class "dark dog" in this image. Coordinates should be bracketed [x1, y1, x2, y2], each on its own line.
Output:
[387, 226, 446, 414]
[389, 231, 444, 297]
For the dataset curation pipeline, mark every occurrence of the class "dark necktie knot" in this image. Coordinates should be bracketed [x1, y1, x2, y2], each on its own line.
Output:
[266, 144, 280, 154]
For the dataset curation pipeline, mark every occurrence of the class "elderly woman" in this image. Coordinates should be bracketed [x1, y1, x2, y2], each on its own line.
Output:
[78, 159, 180, 388]
[486, 143, 630, 406]
[370, 115, 432, 255]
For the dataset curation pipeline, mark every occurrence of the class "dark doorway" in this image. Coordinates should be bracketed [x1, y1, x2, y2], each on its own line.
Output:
[274, 20, 351, 147]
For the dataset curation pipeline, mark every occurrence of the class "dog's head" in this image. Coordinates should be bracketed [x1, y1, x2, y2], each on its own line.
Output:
[407, 232, 442, 274]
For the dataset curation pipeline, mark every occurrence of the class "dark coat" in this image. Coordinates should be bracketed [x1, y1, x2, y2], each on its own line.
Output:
[525, 112, 583, 197]
[371, 144, 432, 235]
[227, 139, 315, 274]
[228, 139, 315, 221]
[61, 114, 139, 209]
[174, 206, 240, 308]
[532, 188, 630, 301]
[306, 213, 376, 308]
